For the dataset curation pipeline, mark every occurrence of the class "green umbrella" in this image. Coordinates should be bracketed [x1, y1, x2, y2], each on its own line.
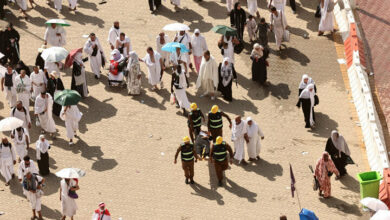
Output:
[45, 19, 70, 26]
[54, 90, 81, 106]
[211, 25, 237, 37]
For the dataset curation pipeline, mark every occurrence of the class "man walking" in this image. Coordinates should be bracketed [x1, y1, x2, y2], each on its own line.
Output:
[196, 50, 218, 100]
[210, 136, 234, 186]
[187, 102, 205, 142]
[174, 136, 198, 184]
[232, 116, 249, 164]
[84, 33, 105, 79]
[0, 137, 16, 186]
[107, 21, 120, 50]
[207, 105, 232, 142]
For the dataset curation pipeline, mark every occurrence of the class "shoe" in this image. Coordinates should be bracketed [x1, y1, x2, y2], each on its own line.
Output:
[160, 81, 164, 89]
[256, 156, 260, 160]
[190, 179, 195, 184]
[185, 179, 189, 184]
[69, 141, 74, 145]
[218, 181, 223, 187]
[240, 160, 248, 165]
[94, 75, 99, 79]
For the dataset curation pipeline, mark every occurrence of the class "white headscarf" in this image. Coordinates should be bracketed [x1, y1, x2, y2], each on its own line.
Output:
[128, 51, 139, 66]
[299, 83, 315, 126]
[74, 52, 83, 65]
[111, 49, 124, 62]
[251, 43, 263, 58]
[36, 135, 50, 154]
[246, 117, 259, 137]
[299, 74, 315, 89]
[331, 130, 350, 156]
[221, 57, 233, 87]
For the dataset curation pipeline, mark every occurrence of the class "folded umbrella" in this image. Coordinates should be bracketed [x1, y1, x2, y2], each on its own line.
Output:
[361, 197, 389, 212]
[162, 42, 189, 53]
[41, 47, 69, 62]
[56, 168, 86, 179]
[163, 23, 190, 31]
[211, 25, 237, 37]
[54, 89, 81, 106]
[45, 19, 70, 26]
[371, 210, 390, 220]
[0, 117, 24, 131]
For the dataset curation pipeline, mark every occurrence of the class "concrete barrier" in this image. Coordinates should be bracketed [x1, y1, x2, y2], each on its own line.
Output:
[334, 0, 390, 174]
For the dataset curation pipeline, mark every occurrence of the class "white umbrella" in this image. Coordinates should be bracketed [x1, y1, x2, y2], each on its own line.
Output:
[45, 19, 70, 26]
[41, 47, 69, 62]
[361, 197, 389, 212]
[0, 117, 24, 131]
[55, 168, 86, 179]
[371, 210, 390, 220]
[163, 23, 190, 31]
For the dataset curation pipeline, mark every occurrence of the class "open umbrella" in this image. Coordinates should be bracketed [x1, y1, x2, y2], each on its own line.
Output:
[0, 117, 24, 131]
[163, 23, 190, 31]
[41, 47, 69, 62]
[54, 89, 81, 106]
[371, 210, 390, 220]
[45, 19, 70, 26]
[64, 48, 83, 68]
[56, 168, 86, 178]
[162, 42, 189, 53]
[361, 197, 389, 211]
[299, 208, 318, 220]
[211, 25, 237, 37]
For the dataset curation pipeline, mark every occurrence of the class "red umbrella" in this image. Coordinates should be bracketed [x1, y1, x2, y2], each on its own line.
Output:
[64, 48, 82, 68]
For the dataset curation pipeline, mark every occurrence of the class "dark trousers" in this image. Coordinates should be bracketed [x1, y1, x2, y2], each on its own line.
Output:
[290, 0, 296, 12]
[209, 128, 222, 143]
[148, 0, 161, 11]
[214, 160, 228, 182]
[182, 160, 194, 179]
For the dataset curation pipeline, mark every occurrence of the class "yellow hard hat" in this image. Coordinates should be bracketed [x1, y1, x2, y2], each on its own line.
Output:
[216, 136, 223, 145]
[183, 136, 190, 143]
[211, 105, 219, 114]
[190, 103, 197, 111]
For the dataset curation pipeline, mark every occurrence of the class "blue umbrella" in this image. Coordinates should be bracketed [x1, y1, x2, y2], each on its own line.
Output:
[161, 42, 189, 53]
[299, 208, 318, 220]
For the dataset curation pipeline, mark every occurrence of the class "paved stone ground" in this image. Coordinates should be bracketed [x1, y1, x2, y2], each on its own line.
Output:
[0, 0, 370, 219]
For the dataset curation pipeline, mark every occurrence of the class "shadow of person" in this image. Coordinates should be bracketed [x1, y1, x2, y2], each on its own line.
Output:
[32, 5, 59, 20]
[190, 183, 225, 205]
[41, 172, 61, 196]
[61, 8, 105, 28]
[77, 0, 99, 11]
[288, 26, 310, 39]
[195, 0, 228, 20]
[294, 2, 320, 32]
[41, 204, 62, 220]
[77, 96, 118, 126]
[308, 112, 338, 138]
[241, 158, 283, 181]
[319, 197, 363, 216]
[225, 178, 257, 202]
[339, 174, 360, 193]
[52, 137, 118, 172]
[279, 47, 311, 66]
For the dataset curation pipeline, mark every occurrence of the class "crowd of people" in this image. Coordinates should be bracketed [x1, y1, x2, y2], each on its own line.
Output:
[0, 0, 350, 219]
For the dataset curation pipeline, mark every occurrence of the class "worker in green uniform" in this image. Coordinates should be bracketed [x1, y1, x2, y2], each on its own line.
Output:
[210, 136, 234, 187]
[207, 105, 232, 142]
[188, 102, 205, 142]
[174, 136, 199, 184]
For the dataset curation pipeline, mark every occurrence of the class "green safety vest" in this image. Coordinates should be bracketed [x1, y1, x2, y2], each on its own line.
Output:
[189, 109, 202, 128]
[213, 142, 227, 161]
[181, 143, 194, 161]
[208, 111, 223, 129]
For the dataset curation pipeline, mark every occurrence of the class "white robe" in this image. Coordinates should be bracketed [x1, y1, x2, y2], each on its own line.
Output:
[319, 0, 334, 32]
[173, 71, 190, 109]
[143, 52, 162, 86]
[68, 0, 77, 9]
[11, 107, 31, 133]
[14, 75, 31, 110]
[44, 26, 66, 47]
[269, 0, 286, 12]
[270, 10, 287, 47]
[26, 175, 43, 212]
[226, 0, 238, 12]
[196, 56, 218, 94]
[0, 144, 16, 182]
[247, 122, 264, 158]
[61, 179, 78, 217]
[18, 160, 39, 179]
[107, 27, 120, 49]
[36, 139, 50, 160]
[12, 128, 29, 160]
[92, 211, 111, 220]
[34, 94, 56, 133]
[54, 0, 62, 11]
[232, 121, 247, 161]
[247, 18, 257, 40]
[30, 70, 46, 100]
[84, 37, 105, 77]
[3, 71, 17, 108]
[16, 0, 27, 10]
[247, 0, 258, 15]
[44, 61, 60, 78]
[115, 36, 132, 57]
[172, 0, 180, 6]
[223, 36, 235, 63]
[156, 35, 170, 67]
[191, 35, 208, 57]
[60, 106, 82, 139]
[174, 33, 191, 67]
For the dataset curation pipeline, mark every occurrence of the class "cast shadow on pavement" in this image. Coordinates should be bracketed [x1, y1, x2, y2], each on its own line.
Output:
[319, 197, 363, 216]
[190, 183, 225, 205]
[154, 5, 213, 32]
[78, 0, 99, 12]
[195, 0, 227, 20]
[77, 96, 118, 128]
[241, 158, 283, 181]
[225, 178, 257, 202]
[339, 174, 360, 193]
[294, 1, 320, 32]
[61, 7, 105, 28]
[308, 112, 338, 138]
[276, 47, 311, 66]
[41, 204, 63, 219]
[52, 137, 118, 172]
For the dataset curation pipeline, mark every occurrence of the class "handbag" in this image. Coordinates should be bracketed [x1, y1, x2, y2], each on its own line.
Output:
[68, 189, 79, 199]
[35, 116, 40, 127]
[170, 93, 176, 105]
[314, 95, 319, 106]
[283, 30, 290, 42]
[313, 176, 320, 191]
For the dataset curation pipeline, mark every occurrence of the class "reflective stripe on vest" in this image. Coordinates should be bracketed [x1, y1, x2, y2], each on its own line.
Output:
[191, 109, 202, 128]
[213, 142, 227, 161]
[209, 111, 223, 129]
[181, 143, 194, 161]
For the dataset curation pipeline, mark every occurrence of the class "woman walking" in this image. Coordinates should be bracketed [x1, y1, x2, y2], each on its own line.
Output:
[126, 51, 142, 95]
[218, 57, 237, 102]
[250, 43, 268, 85]
[325, 130, 351, 177]
[60, 178, 79, 220]
[36, 135, 50, 176]
[314, 152, 340, 198]
[296, 84, 316, 128]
